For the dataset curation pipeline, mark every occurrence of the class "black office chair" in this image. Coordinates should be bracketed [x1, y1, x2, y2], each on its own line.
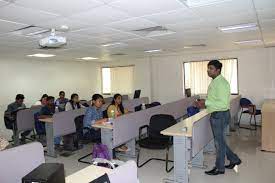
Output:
[145, 102, 161, 109]
[137, 114, 176, 172]
[76, 114, 103, 164]
[135, 102, 161, 112]
[238, 98, 261, 130]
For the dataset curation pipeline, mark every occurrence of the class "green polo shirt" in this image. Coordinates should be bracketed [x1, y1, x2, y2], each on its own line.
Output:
[205, 74, 230, 113]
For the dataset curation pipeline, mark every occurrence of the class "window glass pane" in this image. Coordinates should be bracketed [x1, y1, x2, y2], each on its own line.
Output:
[102, 68, 111, 94]
[102, 66, 134, 94]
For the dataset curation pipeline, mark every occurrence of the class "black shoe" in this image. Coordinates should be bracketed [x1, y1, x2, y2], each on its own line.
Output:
[205, 167, 224, 175]
[225, 159, 242, 169]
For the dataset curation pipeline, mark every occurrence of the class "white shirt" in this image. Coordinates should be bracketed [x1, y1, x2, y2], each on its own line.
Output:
[34, 101, 42, 106]
[65, 102, 84, 111]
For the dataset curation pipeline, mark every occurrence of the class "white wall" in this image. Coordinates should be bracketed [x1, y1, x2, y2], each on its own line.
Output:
[150, 47, 274, 106]
[0, 59, 100, 138]
[104, 47, 275, 108]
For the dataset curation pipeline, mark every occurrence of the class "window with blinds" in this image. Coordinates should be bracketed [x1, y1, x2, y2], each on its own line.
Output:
[102, 66, 134, 95]
[183, 58, 238, 95]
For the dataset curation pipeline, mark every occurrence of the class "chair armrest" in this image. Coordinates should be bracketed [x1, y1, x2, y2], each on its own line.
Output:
[139, 125, 149, 140]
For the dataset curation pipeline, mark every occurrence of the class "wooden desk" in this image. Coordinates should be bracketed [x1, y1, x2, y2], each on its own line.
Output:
[161, 95, 241, 183]
[162, 109, 209, 137]
[66, 165, 111, 183]
[39, 118, 55, 157]
[262, 99, 275, 152]
[92, 122, 113, 130]
[161, 110, 212, 183]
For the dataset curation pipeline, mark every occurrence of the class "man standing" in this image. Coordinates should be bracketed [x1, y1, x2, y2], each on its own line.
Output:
[196, 60, 241, 175]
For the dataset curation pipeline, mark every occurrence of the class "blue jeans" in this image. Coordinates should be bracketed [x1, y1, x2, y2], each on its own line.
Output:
[54, 137, 62, 145]
[210, 110, 240, 171]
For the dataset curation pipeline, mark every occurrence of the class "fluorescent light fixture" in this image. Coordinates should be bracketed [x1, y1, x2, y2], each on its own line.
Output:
[146, 30, 176, 38]
[78, 57, 99, 60]
[27, 53, 56, 58]
[183, 46, 192, 49]
[234, 39, 263, 45]
[218, 23, 258, 33]
[101, 42, 123, 47]
[144, 49, 162, 53]
[179, 0, 230, 8]
[0, 18, 27, 26]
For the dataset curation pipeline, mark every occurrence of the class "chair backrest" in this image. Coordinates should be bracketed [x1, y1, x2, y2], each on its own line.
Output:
[121, 95, 129, 101]
[103, 110, 108, 118]
[240, 98, 252, 108]
[0, 142, 45, 183]
[16, 109, 35, 132]
[145, 102, 161, 109]
[149, 114, 177, 140]
[187, 106, 200, 117]
[30, 105, 43, 114]
[74, 115, 85, 140]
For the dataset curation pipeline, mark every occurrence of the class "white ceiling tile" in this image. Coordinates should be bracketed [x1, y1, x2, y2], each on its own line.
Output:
[165, 19, 207, 32]
[101, 0, 119, 3]
[257, 8, 275, 20]
[254, 0, 275, 11]
[0, 0, 9, 7]
[36, 18, 89, 31]
[107, 17, 158, 32]
[99, 32, 140, 42]
[0, 4, 60, 25]
[72, 26, 123, 37]
[14, 0, 104, 16]
[260, 19, 275, 30]
[144, 8, 200, 25]
[192, 0, 254, 18]
[205, 12, 257, 27]
[0, 19, 27, 34]
[69, 5, 131, 26]
[110, 0, 185, 17]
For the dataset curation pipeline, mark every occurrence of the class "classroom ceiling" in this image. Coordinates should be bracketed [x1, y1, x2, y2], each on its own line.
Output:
[0, 0, 274, 62]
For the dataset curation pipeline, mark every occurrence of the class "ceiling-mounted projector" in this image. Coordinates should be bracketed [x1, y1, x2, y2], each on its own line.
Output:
[39, 28, 66, 48]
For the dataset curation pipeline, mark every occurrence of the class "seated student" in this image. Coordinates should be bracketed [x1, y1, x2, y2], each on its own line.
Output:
[83, 94, 108, 141]
[65, 93, 84, 111]
[55, 91, 69, 112]
[34, 94, 48, 106]
[107, 94, 129, 118]
[107, 94, 129, 152]
[38, 96, 61, 147]
[64, 93, 84, 150]
[4, 94, 30, 141]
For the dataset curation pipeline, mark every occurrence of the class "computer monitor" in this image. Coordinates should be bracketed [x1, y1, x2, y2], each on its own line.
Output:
[133, 90, 141, 99]
[185, 88, 191, 97]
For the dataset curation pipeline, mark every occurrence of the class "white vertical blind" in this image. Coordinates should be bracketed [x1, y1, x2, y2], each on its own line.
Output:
[102, 66, 134, 94]
[184, 59, 238, 94]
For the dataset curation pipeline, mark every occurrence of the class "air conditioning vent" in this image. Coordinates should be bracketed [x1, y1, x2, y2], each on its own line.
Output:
[132, 26, 175, 38]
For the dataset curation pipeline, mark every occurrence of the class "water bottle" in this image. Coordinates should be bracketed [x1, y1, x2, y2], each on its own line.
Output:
[141, 103, 146, 110]
[110, 110, 115, 119]
[55, 106, 59, 113]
